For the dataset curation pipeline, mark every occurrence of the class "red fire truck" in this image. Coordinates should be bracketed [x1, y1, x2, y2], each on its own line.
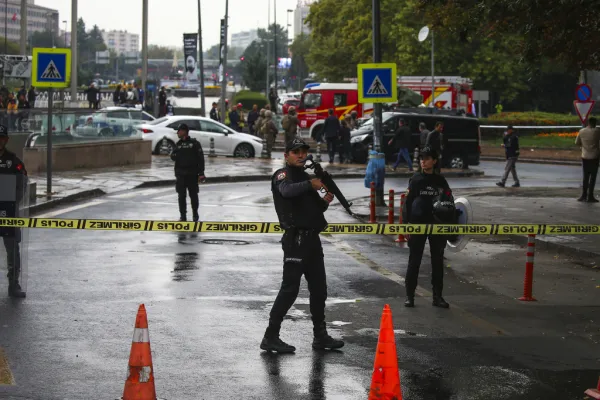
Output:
[296, 83, 374, 139]
[397, 76, 474, 112]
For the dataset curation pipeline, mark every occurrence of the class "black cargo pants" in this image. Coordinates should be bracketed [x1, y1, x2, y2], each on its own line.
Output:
[175, 174, 199, 219]
[3, 234, 21, 284]
[268, 229, 327, 332]
[405, 234, 446, 297]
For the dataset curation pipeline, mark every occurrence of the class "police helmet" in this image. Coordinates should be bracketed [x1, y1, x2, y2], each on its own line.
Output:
[420, 146, 439, 160]
[177, 123, 189, 132]
[432, 189, 457, 224]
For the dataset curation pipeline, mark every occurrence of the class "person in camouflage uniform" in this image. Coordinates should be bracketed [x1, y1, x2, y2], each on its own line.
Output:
[262, 110, 278, 157]
[255, 108, 266, 139]
[282, 106, 299, 144]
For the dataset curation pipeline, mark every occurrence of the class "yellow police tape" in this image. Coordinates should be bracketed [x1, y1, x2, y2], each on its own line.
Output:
[0, 218, 599, 235]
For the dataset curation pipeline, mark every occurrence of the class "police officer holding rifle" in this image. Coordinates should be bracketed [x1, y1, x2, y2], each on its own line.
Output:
[261, 138, 344, 353]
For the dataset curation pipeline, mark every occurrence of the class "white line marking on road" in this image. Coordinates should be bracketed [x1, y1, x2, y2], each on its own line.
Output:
[35, 200, 108, 218]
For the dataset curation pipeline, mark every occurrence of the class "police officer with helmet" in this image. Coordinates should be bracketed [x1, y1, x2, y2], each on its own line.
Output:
[170, 123, 205, 222]
[0, 124, 26, 297]
[403, 146, 455, 309]
[261, 138, 344, 353]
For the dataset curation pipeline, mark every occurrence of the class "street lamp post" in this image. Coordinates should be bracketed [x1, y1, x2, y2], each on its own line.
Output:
[418, 26, 435, 109]
[273, 0, 277, 96]
[63, 20, 67, 46]
[219, 0, 229, 123]
[197, 0, 206, 116]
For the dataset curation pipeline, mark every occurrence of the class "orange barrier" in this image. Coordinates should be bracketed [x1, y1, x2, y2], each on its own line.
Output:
[121, 304, 158, 400]
[388, 190, 395, 225]
[370, 182, 376, 223]
[518, 235, 537, 302]
[368, 304, 402, 400]
[585, 377, 600, 399]
[395, 194, 407, 243]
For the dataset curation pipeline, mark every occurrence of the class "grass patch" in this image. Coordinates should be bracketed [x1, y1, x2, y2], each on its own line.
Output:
[483, 135, 578, 149]
[480, 111, 596, 126]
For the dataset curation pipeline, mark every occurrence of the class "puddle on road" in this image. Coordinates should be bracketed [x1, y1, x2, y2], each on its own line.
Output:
[331, 321, 352, 326]
[172, 252, 199, 282]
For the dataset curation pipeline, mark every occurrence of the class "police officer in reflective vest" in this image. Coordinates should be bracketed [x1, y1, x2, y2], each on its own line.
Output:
[261, 138, 344, 353]
[403, 146, 453, 308]
[0, 125, 26, 297]
[170, 123, 205, 222]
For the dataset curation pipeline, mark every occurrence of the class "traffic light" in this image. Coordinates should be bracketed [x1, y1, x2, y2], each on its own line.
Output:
[240, 56, 245, 61]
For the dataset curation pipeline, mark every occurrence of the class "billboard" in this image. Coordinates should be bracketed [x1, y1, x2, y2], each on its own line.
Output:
[183, 33, 198, 81]
[0, 55, 32, 79]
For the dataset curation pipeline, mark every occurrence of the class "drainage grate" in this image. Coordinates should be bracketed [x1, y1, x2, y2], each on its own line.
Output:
[201, 239, 250, 245]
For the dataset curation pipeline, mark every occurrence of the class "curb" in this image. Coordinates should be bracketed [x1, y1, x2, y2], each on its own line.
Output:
[27, 189, 107, 216]
[480, 156, 580, 166]
[134, 170, 485, 189]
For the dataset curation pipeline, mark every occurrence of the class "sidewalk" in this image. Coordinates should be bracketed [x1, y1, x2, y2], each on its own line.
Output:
[27, 155, 483, 213]
[351, 187, 600, 257]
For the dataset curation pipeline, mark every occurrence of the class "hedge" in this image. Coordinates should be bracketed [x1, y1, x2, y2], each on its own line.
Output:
[234, 91, 268, 111]
[480, 111, 597, 127]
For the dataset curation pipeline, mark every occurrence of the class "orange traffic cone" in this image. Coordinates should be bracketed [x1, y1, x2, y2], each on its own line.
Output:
[368, 304, 402, 400]
[121, 304, 157, 400]
[585, 377, 600, 399]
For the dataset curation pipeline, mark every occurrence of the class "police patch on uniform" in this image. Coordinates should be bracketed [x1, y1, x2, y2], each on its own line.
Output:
[277, 171, 287, 181]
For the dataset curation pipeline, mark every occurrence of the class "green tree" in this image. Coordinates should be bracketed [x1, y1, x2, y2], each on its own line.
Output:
[30, 30, 63, 49]
[257, 24, 288, 60]
[288, 33, 311, 90]
[88, 25, 107, 52]
[0, 38, 21, 55]
[419, 0, 600, 71]
[241, 41, 267, 91]
[148, 45, 174, 59]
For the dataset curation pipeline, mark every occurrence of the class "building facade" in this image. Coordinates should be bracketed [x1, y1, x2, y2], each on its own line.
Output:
[231, 29, 258, 51]
[101, 30, 139, 55]
[293, 0, 314, 38]
[0, 0, 59, 47]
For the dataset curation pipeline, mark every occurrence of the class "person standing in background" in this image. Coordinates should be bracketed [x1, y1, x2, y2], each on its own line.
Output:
[575, 117, 600, 202]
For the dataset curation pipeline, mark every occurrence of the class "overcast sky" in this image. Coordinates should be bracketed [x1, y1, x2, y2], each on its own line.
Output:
[37, 0, 300, 48]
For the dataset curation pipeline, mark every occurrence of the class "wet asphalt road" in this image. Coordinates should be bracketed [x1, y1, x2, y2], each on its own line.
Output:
[0, 163, 599, 400]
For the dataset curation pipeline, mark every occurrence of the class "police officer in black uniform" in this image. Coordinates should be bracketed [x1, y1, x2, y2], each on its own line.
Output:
[0, 125, 26, 297]
[403, 146, 453, 309]
[261, 138, 344, 353]
[170, 124, 205, 222]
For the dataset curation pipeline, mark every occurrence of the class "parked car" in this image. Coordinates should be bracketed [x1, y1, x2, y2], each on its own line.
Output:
[73, 107, 155, 138]
[138, 116, 263, 157]
[350, 112, 481, 168]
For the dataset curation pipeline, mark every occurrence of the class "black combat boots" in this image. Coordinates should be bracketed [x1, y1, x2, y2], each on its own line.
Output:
[312, 322, 344, 350]
[8, 278, 26, 298]
[432, 295, 449, 308]
[404, 296, 415, 307]
[260, 326, 296, 353]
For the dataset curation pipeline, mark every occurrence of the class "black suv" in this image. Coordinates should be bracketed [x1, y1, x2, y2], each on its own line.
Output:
[350, 112, 481, 168]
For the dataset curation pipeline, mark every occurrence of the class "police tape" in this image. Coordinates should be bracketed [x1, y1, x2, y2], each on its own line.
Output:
[0, 218, 599, 235]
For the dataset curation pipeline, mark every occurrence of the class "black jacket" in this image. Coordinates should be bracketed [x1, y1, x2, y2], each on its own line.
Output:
[247, 111, 259, 125]
[170, 136, 205, 177]
[158, 90, 167, 106]
[86, 87, 99, 102]
[426, 129, 444, 153]
[420, 129, 430, 148]
[210, 107, 220, 122]
[0, 149, 27, 202]
[272, 165, 328, 231]
[391, 125, 411, 149]
[404, 172, 451, 224]
[503, 134, 520, 158]
[323, 115, 340, 139]
[27, 89, 36, 106]
[229, 110, 240, 129]
[339, 125, 351, 143]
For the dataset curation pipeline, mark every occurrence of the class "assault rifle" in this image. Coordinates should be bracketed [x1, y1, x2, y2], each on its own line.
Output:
[302, 155, 354, 215]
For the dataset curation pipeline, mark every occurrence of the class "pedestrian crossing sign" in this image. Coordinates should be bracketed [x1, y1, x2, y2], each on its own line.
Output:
[32, 48, 71, 88]
[357, 63, 397, 103]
